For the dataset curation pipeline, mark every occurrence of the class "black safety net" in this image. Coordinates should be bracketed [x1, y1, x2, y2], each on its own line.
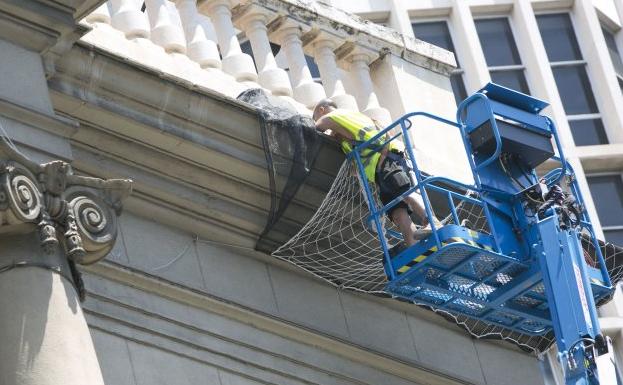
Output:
[237, 89, 322, 252]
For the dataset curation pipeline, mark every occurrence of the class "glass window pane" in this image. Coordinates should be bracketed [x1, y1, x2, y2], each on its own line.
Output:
[450, 73, 468, 105]
[587, 175, 623, 227]
[475, 18, 522, 66]
[412, 22, 458, 61]
[240, 40, 256, 69]
[552, 65, 599, 114]
[490, 69, 530, 94]
[603, 27, 623, 76]
[536, 14, 583, 62]
[569, 119, 608, 146]
[305, 55, 321, 81]
[605, 229, 623, 246]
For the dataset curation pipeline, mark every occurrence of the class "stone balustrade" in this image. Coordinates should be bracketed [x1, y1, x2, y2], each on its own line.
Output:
[82, 0, 456, 122]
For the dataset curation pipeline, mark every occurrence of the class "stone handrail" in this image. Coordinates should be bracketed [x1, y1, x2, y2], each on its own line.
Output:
[82, 0, 455, 124]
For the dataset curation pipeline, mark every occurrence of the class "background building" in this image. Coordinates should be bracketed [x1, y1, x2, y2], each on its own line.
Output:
[330, 0, 623, 247]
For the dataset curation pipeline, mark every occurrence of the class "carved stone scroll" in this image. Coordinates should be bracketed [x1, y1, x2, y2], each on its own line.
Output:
[0, 135, 133, 265]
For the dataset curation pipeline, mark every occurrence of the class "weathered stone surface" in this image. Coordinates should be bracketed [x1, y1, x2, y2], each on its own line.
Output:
[91, 329, 137, 385]
[407, 314, 485, 384]
[269, 265, 350, 337]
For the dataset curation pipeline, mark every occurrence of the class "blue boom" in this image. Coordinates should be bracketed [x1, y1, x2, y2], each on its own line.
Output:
[350, 83, 616, 385]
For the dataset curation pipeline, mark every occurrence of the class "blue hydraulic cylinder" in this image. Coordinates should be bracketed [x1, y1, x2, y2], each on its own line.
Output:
[536, 217, 602, 384]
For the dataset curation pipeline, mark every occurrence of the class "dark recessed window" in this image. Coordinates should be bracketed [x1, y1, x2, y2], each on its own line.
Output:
[412, 21, 457, 56]
[568, 119, 608, 146]
[587, 175, 623, 228]
[604, 229, 623, 246]
[536, 14, 583, 62]
[413, 20, 467, 104]
[552, 66, 599, 115]
[450, 73, 468, 105]
[536, 13, 607, 146]
[490, 69, 530, 94]
[305, 55, 321, 82]
[602, 27, 623, 77]
[475, 18, 529, 94]
[475, 18, 522, 66]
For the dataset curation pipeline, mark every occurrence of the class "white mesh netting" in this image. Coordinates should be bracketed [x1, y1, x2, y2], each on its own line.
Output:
[272, 160, 623, 354]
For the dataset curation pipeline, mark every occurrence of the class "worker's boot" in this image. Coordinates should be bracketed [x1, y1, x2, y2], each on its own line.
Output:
[413, 218, 443, 240]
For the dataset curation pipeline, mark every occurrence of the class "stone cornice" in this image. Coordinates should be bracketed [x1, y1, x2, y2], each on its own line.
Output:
[48, 42, 341, 248]
[0, 135, 132, 265]
[0, 1, 104, 53]
[0, 97, 79, 138]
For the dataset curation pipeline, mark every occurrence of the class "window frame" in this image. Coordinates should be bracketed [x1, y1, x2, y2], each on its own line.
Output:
[411, 17, 467, 103]
[601, 23, 623, 88]
[586, 172, 623, 242]
[473, 15, 531, 94]
[535, 11, 608, 146]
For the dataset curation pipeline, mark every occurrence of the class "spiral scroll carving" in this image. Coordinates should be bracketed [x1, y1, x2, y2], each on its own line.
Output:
[66, 193, 118, 265]
[1, 163, 42, 225]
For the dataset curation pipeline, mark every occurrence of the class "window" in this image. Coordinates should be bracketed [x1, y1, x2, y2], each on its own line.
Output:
[474, 18, 530, 94]
[602, 26, 623, 95]
[537, 13, 608, 146]
[587, 175, 623, 246]
[602, 26, 623, 78]
[412, 21, 467, 105]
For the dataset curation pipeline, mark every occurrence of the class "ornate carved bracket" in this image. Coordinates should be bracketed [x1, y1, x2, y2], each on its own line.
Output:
[0, 136, 133, 265]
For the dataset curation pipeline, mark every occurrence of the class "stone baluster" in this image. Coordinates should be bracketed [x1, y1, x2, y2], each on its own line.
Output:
[346, 51, 391, 124]
[175, 0, 221, 68]
[313, 37, 358, 110]
[200, 0, 257, 82]
[85, 3, 112, 25]
[109, 0, 151, 39]
[144, 0, 187, 53]
[272, 23, 326, 108]
[238, 11, 292, 96]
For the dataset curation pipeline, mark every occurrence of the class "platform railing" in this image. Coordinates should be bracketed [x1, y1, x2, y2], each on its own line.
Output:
[351, 103, 610, 284]
[82, 0, 406, 121]
[348, 111, 487, 280]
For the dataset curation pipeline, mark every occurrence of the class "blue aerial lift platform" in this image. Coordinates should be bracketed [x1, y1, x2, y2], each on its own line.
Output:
[350, 83, 617, 385]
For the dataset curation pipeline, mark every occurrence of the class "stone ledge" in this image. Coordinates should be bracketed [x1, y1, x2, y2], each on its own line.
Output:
[83, 260, 475, 385]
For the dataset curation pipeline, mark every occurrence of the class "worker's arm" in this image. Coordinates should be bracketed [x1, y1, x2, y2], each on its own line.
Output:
[315, 115, 352, 140]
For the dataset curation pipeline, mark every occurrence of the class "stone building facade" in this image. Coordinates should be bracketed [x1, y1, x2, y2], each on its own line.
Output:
[0, 1, 579, 384]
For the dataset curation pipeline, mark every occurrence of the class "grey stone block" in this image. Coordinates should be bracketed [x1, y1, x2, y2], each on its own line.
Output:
[0, 39, 53, 113]
[120, 213, 205, 290]
[474, 339, 545, 385]
[340, 291, 418, 360]
[268, 266, 349, 338]
[126, 340, 221, 385]
[406, 314, 485, 384]
[218, 371, 265, 385]
[91, 329, 137, 385]
[195, 242, 278, 314]
[0, 118, 73, 162]
[105, 217, 130, 265]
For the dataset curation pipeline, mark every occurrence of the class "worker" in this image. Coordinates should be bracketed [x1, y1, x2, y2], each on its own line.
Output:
[313, 99, 441, 250]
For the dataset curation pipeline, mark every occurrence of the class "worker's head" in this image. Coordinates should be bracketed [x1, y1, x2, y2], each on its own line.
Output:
[313, 98, 338, 122]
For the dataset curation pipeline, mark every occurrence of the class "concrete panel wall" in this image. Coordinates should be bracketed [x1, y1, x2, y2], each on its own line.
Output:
[85, 210, 548, 385]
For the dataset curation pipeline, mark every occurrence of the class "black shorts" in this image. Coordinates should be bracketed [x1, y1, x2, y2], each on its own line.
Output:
[375, 155, 412, 217]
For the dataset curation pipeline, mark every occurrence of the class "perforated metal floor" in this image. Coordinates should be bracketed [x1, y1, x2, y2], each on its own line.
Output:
[384, 225, 608, 335]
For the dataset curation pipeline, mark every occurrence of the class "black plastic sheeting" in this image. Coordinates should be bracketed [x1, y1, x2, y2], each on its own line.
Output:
[237, 89, 322, 252]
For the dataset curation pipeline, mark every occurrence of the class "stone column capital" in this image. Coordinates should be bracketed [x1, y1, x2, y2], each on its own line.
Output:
[233, 3, 272, 30]
[0, 137, 132, 265]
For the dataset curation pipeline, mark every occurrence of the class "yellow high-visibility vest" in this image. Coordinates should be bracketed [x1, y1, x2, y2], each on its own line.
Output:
[327, 109, 398, 182]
